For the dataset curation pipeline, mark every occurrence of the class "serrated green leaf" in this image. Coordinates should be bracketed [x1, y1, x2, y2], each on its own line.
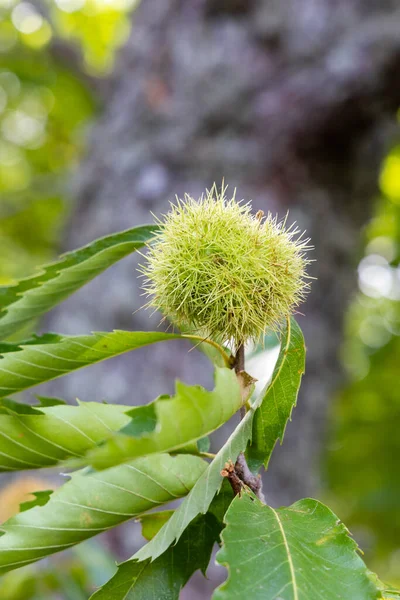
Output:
[214, 491, 382, 600]
[133, 404, 256, 563]
[36, 396, 66, 407]
[140, 481, 233, 546]
[383, 592, 400, 599]
[90, 512, 220, 600]
[85, 367, 242, 470]
[92, 483, 233, 600]
[0, 368, 241, 472]
[121, 404, 157, 437]
[246, 317, 305, 471]
[0, 397, 43, 415]
[0, 453, 206, 575]
[0, 225, 157, 340]
[0, 400, 129, 471]
[0, 330, 180, 399]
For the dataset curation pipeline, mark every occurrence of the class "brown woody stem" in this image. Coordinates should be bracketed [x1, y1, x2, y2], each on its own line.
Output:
[235, 453, 265, 503]
[221, 342, 265, 502]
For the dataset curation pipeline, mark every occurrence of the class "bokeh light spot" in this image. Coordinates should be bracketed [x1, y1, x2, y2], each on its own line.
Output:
[21, 20, 52, 48]
[11, 2, 43, 34]
[55, 0, 86, 13]
[359, 316, 392, 349]
[358, 255, 394, 299]
[1, 109, 46, 147]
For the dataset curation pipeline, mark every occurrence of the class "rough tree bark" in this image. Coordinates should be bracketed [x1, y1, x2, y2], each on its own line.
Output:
[43, 0, 400, 510]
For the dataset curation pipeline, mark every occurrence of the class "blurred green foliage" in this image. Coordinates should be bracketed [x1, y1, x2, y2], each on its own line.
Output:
[0, 541, 117, 599]
[326, 335, 400, 586]
[51, 0, 137, 74]
[341, 147, 400, 380]
[327, 142, 400, 587]
[0, 0, 138, 284]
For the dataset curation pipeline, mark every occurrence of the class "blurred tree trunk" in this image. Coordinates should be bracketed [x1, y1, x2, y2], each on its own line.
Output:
[45, 0, 400, 508]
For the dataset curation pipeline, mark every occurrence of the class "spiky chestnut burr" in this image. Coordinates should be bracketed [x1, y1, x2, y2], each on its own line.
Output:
[141, 185, 311, 347]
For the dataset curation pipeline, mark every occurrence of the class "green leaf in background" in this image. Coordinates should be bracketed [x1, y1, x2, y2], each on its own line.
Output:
[0, 196, 66, 285]
[246, 317, 305, 471]
[90, 512, 221, 600]
[214, 491, 382, 600]
[0, 224, 157, 340]
[197, 435, 211, 454]
[138, 511, 175, 541]
[0, 453, 206, 575]
[85, 367, 242, 470]
[0, 539, 118, 600]
[19, 491, 53, 513]
[0, 368, 239, 471]
[0, 330, 180, 399]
